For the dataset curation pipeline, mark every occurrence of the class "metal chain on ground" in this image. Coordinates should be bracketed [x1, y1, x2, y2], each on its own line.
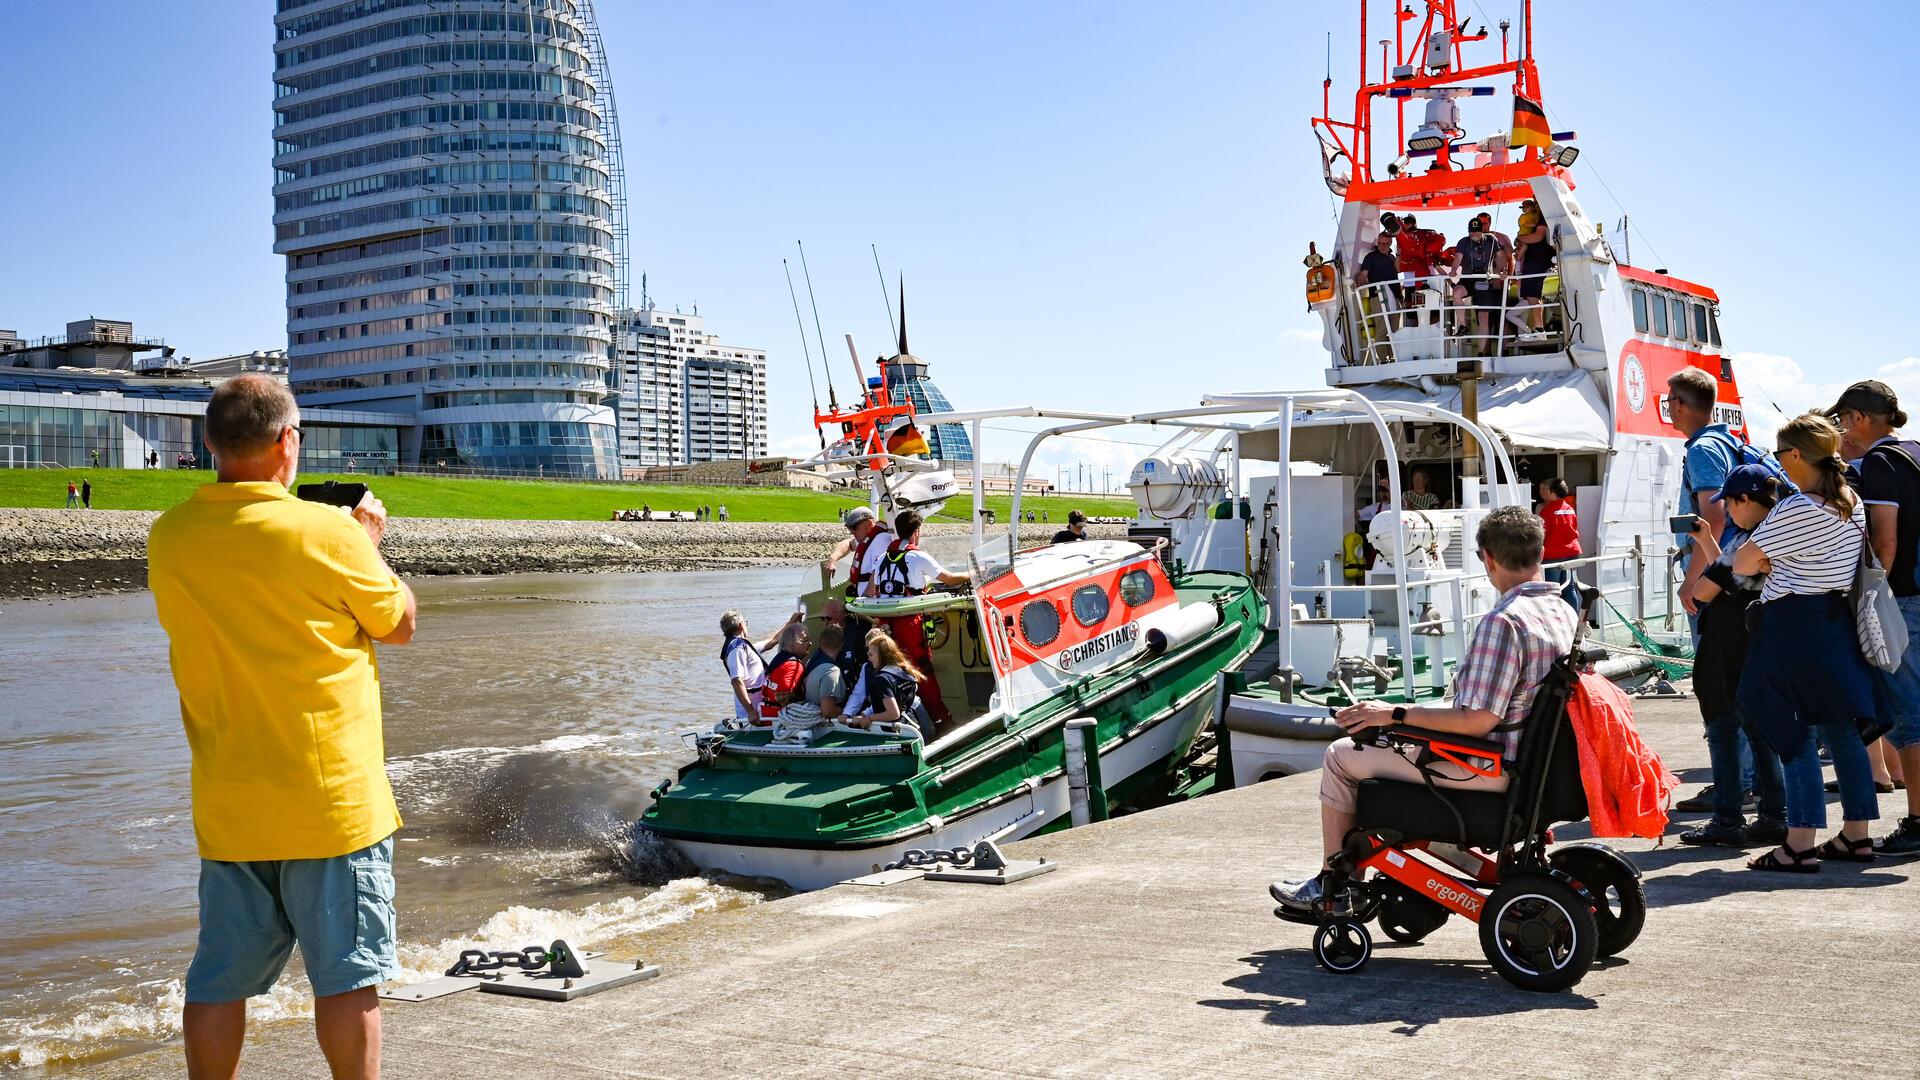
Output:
[884, 847, 975, 871]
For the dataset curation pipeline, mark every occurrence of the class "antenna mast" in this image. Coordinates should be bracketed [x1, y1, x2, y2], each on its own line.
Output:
[782, 260, 828, 440]
[872, 245, 899, 345]
[795, 242, 835, 406]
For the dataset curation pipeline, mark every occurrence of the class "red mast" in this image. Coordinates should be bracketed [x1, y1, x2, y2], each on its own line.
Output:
[1312, 0, 1574, 212]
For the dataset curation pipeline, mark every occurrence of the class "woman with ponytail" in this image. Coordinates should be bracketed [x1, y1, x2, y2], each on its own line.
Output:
[1733, 413, 1890, 871]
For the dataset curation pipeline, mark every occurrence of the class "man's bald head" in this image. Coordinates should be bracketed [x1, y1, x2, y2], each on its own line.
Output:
[205, 375, 298, 460]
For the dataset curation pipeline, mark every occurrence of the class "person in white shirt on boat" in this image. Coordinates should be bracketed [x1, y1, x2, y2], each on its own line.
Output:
[863, 510, 968, 730]
[719, 609, 800, 721]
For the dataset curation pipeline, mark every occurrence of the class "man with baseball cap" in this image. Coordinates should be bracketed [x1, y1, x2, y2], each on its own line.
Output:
[1052, 509, 1088, 544]
[823, 505, 889, 598]
[1827, 380, 1920, 855]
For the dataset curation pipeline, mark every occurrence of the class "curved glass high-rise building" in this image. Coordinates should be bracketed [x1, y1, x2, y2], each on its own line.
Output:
[272, 0, 623, 476]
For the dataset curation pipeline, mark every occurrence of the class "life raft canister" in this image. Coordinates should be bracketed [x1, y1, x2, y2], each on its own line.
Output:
[1342, 532, 1366, 582]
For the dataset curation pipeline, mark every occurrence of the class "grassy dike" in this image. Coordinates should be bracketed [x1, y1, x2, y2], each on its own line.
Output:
[4, 468, 1135, 524]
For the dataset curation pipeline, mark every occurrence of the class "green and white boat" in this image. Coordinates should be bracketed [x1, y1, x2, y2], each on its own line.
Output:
[642, 537, 1267, 890]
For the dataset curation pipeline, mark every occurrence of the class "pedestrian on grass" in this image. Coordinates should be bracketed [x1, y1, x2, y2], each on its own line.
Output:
[1735, 413, 1886, 871]
[81, 479, 92, 510]
[65, 480, 79, 508]
[148, 375, 417, 1077]
[718, 504, 729, 522]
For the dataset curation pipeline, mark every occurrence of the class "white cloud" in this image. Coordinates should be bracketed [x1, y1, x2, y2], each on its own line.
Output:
[1734, 351, 1920, 449]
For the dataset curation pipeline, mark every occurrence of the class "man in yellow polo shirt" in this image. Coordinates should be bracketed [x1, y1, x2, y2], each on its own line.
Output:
[149, 375, 416, 1080]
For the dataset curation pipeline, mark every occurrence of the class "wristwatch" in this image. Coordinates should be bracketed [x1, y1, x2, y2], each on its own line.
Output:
[1391, 706, 1407, 723]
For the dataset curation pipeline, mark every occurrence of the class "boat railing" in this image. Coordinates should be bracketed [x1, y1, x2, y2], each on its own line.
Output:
[1342, 271, 1570, 367]
[1276, 541, 1675, 690]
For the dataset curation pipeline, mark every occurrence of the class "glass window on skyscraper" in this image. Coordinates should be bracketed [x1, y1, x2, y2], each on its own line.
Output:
[272, 0, 623, 477]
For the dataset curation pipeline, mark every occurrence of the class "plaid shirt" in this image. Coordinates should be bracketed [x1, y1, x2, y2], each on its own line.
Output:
[1452, 580, 1579, 759]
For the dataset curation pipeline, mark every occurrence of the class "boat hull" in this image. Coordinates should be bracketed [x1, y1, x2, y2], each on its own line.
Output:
[662, 677, 1216, 891]
[643, 571, 1265, 891]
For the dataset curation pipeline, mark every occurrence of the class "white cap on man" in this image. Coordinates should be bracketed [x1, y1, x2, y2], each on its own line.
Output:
[842, 506, 876, 531]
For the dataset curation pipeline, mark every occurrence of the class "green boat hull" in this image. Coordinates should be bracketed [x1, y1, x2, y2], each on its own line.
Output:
[641, 570, 1267, 889]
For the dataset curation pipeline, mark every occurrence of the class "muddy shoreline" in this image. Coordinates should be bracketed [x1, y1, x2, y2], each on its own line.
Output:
[0, 510, 1111, 601]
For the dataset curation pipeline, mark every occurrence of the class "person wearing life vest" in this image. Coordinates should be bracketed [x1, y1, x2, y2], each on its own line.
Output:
[864, 509, 968, 729]
[719, 609, 801, 721]
[829, 506, 891, 598]
[757, 622, 812, 720]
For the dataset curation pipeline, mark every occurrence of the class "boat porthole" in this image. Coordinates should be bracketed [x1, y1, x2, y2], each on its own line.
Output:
[1071, 584, 1110, 627]
[1021, 600, 1061, 646]
[1119, 569, 1155, 607]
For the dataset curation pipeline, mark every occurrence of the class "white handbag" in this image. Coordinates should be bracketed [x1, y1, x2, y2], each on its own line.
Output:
[1853, 523, 1908, 672]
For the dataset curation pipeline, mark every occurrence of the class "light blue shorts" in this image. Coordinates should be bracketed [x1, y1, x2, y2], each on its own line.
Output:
[185, 836, 398, 1003]
[1882, 595, 1920, 750]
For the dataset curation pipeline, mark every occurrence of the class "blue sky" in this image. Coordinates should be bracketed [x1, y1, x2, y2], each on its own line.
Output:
[1, 2, 1911, 479]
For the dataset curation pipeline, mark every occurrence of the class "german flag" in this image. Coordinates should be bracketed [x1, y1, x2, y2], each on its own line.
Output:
[887, 423, 931, 457]
[1512, 93, 1552, 150]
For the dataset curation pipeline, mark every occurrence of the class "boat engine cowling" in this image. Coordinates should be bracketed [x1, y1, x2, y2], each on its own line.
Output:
[1128, 453, 1224, 520]
[1141, 602, 1223, 657]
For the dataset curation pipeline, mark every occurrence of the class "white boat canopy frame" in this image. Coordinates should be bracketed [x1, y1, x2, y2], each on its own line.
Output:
[919, 390, 1526, 700]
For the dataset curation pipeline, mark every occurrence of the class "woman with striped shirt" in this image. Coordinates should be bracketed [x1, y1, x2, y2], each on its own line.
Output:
[1734, 413, 1889, 871]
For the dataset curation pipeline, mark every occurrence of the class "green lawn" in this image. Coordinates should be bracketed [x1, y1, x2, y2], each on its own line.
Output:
[8, 468, 1136, 525]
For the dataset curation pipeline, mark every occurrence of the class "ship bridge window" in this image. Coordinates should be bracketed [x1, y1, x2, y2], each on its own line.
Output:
[1708, 306, 1722, 346]
[1693, 303, 1710, 344]
[1071, 585, 1110, 627]
[1670, 298, 1689, 341]
[1631, 289, 1650, 333]
[1650, 293, 1670, 336]
[1119, 569, 1156, 607]
[1020, 600, 1060, 647]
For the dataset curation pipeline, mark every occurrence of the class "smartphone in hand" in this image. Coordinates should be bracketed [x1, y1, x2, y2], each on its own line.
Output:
[297, 481, 369, 509]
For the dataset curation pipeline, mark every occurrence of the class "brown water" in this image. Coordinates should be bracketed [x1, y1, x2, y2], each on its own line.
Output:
[0, 567, 811, 1072]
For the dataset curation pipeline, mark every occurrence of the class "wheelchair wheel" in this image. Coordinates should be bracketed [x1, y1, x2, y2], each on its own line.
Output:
[1478, 874, 1597, 992]
[1375, 883, 1450, 944]
[1313, 920, 1372, 974]
[1550, 847, 1646, 957]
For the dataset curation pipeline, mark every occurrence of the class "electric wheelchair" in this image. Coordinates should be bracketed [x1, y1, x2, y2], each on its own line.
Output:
[1275, 589, 1647, 992]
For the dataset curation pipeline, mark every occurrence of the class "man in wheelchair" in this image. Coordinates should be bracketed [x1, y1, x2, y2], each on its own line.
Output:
[1272, 506, 1580, 913]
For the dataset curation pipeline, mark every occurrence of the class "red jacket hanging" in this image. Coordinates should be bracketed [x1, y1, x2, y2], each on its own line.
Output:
[1567, 671, 1678, 839]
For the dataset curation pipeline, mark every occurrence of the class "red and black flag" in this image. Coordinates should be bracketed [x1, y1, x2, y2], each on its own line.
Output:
[1512, 93, 1552, 149]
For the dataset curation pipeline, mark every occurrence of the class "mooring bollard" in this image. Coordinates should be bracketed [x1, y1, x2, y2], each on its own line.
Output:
[1064, 717, 1096, 827]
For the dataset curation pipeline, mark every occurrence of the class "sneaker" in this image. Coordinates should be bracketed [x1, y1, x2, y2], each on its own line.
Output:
[1742, 790, 1759, 809]
[1674, 785, 1718, 812]
[1871, 817, 1920, 858]
[1679, 821, 1750, 847]
[1745, 816, 1788, 845]
[1269, 873, 1354, 916]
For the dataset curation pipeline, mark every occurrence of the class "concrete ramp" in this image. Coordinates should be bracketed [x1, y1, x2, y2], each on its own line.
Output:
[92, 698, 1917, 1078]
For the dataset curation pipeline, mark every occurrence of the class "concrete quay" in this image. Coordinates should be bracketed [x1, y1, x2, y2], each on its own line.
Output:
[94, 696, 1918, 1079]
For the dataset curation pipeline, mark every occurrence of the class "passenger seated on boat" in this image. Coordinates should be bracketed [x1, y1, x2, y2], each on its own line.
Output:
[819, 599, 869, 682]
[1402, 468, 1445, 511]
[1272, 507, 1578, 911]
[843, 631, 930, 740]
[758, 623, 812, 720]
[865, 509, 968, 727]
[720, 609, 801, 721]
[804, 623, 850, 718]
